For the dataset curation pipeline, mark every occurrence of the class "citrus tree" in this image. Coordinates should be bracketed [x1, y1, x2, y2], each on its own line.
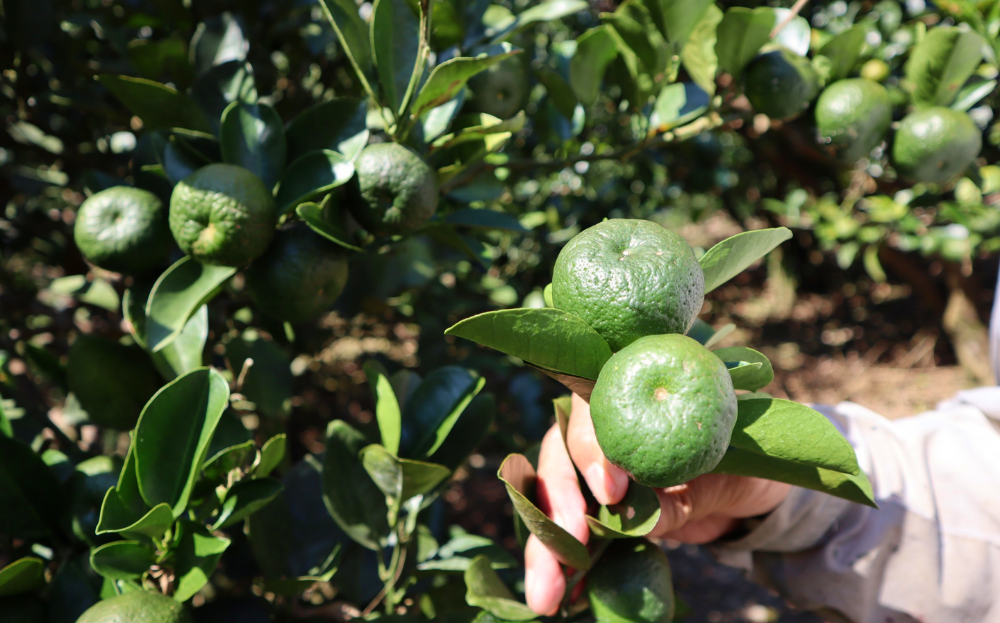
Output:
[0, 0, 996, 621]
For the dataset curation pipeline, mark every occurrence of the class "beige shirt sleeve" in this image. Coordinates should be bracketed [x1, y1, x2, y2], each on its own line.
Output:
[711, 388, 1000, 623]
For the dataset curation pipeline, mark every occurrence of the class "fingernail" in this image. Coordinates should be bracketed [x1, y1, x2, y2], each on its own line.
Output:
[587, 464, 613, 504]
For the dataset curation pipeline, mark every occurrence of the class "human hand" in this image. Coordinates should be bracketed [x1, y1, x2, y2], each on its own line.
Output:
[525, 393, 792, 615]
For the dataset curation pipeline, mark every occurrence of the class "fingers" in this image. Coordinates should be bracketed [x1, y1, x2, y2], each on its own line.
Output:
[525, 535, 565, 615]
[567, 393, 630, 506]
[534, 423, 589, 547]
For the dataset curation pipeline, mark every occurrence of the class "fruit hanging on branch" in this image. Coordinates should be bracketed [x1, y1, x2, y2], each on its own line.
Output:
[74, 186, 173, 275]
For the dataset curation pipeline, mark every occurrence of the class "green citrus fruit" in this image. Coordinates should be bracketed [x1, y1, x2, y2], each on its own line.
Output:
[860, 59, 890, 82]
[347, 143, 439, 236]
[551, 219, 704, 353]
[74, 187, 172, 275]
[468, 56, 529, 120]
[169, 163, 276, 266]
[77, 591, 193, 623]
[587, 539, 674, 623]
[815, 78, 892, 163]
[590, 334, 737, 488]
[67, 334, 161, 430]
[743, 48, 820, 120]
[892, 107, 982, 183]
[246, 223, 349, 323]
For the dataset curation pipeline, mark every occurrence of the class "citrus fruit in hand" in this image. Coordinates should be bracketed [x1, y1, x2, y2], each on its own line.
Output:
[468, 56, 529, 120]
[892, 107, 982, 183]
[169, 163, 276, 266]
[67, 334, 162, 430]
[77, 590, 193, 623]
[815, 78, 892, 162]
[551, 219, 704, 352]
[743, 48, 820, 120]
[587, 539, 674, 623]
[74, 186, 172, 275]
[347, 143, 439, 236]
[246, 223, 349, 323]
[590, 334, 737, 488]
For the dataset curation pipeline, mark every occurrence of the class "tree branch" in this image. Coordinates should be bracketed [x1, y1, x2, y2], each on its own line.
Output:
[771, 0, 810, 38]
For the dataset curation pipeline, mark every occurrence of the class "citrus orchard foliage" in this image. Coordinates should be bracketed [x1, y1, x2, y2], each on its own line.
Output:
[0, 0, 997, 620]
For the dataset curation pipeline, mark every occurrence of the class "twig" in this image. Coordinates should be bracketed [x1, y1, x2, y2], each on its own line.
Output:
[771, 0, 810, 38]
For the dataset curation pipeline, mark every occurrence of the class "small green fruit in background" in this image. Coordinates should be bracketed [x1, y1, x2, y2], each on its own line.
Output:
[815, 78, 892, 162]
[246, 223, 349, 323]
[590, 334, 737, 488]
[587, 539, 675, 623]
[169, 163, 277, 267]
[467, 56, 530, 120]
[860, 59, 890, 82]
[74, 186, 172, 275]
[76, 590, 193, 623]
[551, 219, 704, 352]
[347, 143, 439, 236]
[743, 48, 820, 120]
[67, 334, 162, 430]
[892, 107, 982, 184]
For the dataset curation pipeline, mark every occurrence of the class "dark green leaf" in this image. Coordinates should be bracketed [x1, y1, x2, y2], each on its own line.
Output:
[318, 0, 374, 79]
[220, 102, 286, 190]
[400, 366, 485, 459]
[0, 400, 10, 438]
[127, 38, 192, 88]
[364, 361, 402, 455]
[535, 67, 578, 120]
[96, 490, 173, 540]
[906, 27, 986, 107]
[134, 368, 230, 516]
[145, 257, 236, 353]
[189, 60, 257, 135]
[173, 520, 231, 602]
[0, 558, 45, 597]
[445, 308, 613, 381]
[445, 208, 528, 232]
[700, 227, 793, 293]
[570, 26, 619, 106]
[497, 454, 591, 570]
[224, 335, 293, 419]
[321, 420, 390, 550]
[296, 202, 365, 253]
[419, 531, 515, 572]
[427, 393, 496, 471]
[713, 347, 773, 391]
[657, 0, 712, 46]
[213, 477, 284, 529]
[819, 25, 869, 82]
[151, 305, 208, 380]
[371, 0, 420, 113]
[681, 4, 722, 96]
[490, 0, 587, 42]
[203, 440, 255, 480]
[285, 98, 369, 161]
[360, 444, 451, 505]
[586, 482, 661, 538]
[0, 434, 65, 539]
[464, 555, 536, 621]
[190, 13, 248, 73]
[686, 318, 715, 345]
[714, 7, 773, 78]
[651, 82, 709, 132]
[276, 150, 355, 216]
[97, 75, 211, 133]
[411, 45, 521, 118]
[257, 434, 287, 478]
[602, 4, 660, 76]
[89, 541, 155, 580]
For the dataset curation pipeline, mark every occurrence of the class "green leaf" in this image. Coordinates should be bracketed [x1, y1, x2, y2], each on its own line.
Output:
[400, 366, 485, 459]
[0, 558, 45, 597]
[906, 27, 986, 107]
[296, 202, 365, 253]
[152, 305, 208, 380]
[686, 318, 715, 345]
[602, 4, 660, 76]
[700, 227, 793, 293]
[497, 454, 591, 570]
[570, 26, 619, 106]
[360, 444, 451, 505]
[113, 440, 149, 520]
[490, 0, 588, 42]
[714, 7, 773, 78]
[951, 78, 997, 112]
[529, 366, 597, 403]
[445, 308, 613, 381]
[770, 7, 810, 57]
[586, 483, 661, 539]
[190, 13, 249, 73]
[704, 323, 736, 349]
[427, 392, 496, 472]
[256, 434, 287, 478]
[285, 98, 369, 162]
[681, 4, 722, 96]
[173, 520, 231, 602]
[657, 0, 712, 46]
[189, 60, 257, 135]
[445, 208, 528, 232]
[818, 24, 869, 82]
[464, 555, 537, 621]
[411, 45, 521, 118]
[364, 361, 402, 455]
[213, 477, 284, 529]
[275, 150, 355, 216]
[203, 440, 255, 480]
[89, 541, 155, 580]
[145, 257, 236, 353]
[318, 0, 374, 80]
[321, 420, 390, 550]
[0, 434, 65, 539]
[728, 399, 860, 475]
[223, 335, 293, 419]
[534, 67, 579, 120]
[97, 75, 211, 133]
[713, 347, 773, 391]
[96, 490, 173, 540]
[650, 82, 709, 132]
[371, 0, 420, 114]
[0, 400, 10, 438]
[134, 368, 230, 517]
[418, 532, 516, 572]
[220, 102, 286, 190]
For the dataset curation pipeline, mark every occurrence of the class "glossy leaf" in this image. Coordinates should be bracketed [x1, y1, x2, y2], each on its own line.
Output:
[427, 393, 496, 471]
[400, 366, 485, 459]
[770, 7, 810, 57]
[321, 420, 390, 550]
[907, 27, 986, 107]
[257, 434, 287, 478]
[952, 78, 998, 112]
[818, 25, 868, 82]
[411, 45, 521, 118]
[714, 347, 774, 391]
[491, 0, 588, 42]
[97, 75, 212, 133]
[360, 444, 451, 505]
[318, 0, 374, 79]
[203, 440, 255, 481]
[0, 434, 65, 539]
[446, 308, 612, 381]
[445, 208, 529, 232]
[497, 454, 591, 570]
[89, 541, 155, 580]
[700, 227, 793, 293]
[152, 305, 208, 380]
[686, 318, 715, 345]
[134, 368, 230, 517]
[190, 13, 248, 73]
[96, 490, 173, 540]
[602, 5, 660, 75]
[145, 257, 236, 353]
[656, 0, 712, 46]
[189, 60, 257, 134]
[365, 361, 402, 455]
[464, 555, 537, 621]
[0, 558, 45, 597]
[220, 102, 286, 189]
[681, 4, 722, 96]
[371, 0, 420, 113]
[570, 26, 619, 106]
[296, 202, 364, 253]
[213, 477, 284, 529]
[586, 482, 661, 539]
[285, 97, 369, 161]
[173, 520, 231, 602]
[275, 150, 355, 215]
[650, 82, 709, 132]
[418, 532, 516, 571]
[714, 7, 773, 78]
[530, 366, 597, 402]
